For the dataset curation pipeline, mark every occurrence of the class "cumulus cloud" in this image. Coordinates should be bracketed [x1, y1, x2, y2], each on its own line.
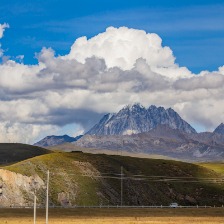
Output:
[0, 26, 224, 143]
[0, 122, 58, 144]
[65, 27, 192, 80]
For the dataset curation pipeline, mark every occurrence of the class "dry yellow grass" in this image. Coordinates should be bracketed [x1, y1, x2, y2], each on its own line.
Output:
[0, 208, 224, 224]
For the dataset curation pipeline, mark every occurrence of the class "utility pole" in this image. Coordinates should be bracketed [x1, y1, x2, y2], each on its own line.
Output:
[121, 166, 123, 207]
[32, 178, 37, 224]
[34, 191, 36, 224]
[46, 170, 49, 224]
[120, 140, 124, 207]
[121, 140, 124, 156]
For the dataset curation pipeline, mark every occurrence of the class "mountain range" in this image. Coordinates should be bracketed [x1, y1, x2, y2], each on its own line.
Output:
[34, 134, 83, 147]
[1, 104, 224, 208]
[74, 125, 224, 161]
[87, 104, 196, 135]
[34, 103, 224, 161]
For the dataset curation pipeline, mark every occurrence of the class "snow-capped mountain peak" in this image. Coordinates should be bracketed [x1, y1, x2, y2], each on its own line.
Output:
[86, 104, 196, 135]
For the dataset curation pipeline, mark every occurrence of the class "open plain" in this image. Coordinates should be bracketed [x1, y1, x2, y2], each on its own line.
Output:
[0, 208, 224, 224]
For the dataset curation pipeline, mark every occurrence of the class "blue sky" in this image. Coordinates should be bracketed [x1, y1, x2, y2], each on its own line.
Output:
[1, 0, 224, 73]
[0, 0, 224, 142]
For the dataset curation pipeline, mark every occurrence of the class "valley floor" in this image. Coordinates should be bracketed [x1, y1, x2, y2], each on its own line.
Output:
[0, 208, 224, 224]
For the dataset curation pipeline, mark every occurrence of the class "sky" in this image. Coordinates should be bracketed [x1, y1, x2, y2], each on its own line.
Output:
[0, 0, 224, 143]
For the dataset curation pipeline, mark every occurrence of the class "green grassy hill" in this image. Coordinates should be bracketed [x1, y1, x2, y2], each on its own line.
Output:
[0, 143, 50, 165]
[199, 163, 224, 175]
[3, 151, 224, 207]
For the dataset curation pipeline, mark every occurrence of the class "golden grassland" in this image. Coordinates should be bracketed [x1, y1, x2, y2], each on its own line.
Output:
[0, 208, 224, 224]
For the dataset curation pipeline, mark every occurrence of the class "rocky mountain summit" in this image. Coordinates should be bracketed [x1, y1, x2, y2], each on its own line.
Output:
[214, 123, 224, 135]
[34, 104, 224, 161]
[87, 103, 196, 135]
[34, 134, 83, 147]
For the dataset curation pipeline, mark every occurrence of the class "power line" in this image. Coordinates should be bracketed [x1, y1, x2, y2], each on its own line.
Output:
[56, 172, 224, 183]
[80, 175, 224, 183]
[57, 170, 224, 179]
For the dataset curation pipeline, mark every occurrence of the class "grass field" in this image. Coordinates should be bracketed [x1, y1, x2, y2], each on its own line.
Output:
[3, 152, 224, 206]
[0, 208, 224, 224]
[199, 163, 224, 175]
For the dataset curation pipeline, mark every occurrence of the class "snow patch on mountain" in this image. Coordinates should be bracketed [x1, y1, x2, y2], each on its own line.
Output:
[86, 103, 196, 135]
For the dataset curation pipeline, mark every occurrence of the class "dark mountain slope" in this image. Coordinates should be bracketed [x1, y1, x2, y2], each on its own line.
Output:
[0, 143, 49, 165]
[214, 123, 224, 135]
[75, 125, 224, 161]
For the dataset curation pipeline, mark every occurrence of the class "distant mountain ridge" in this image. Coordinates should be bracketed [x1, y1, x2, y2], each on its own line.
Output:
[33, 104, 224, 161]
[74, 125, 224, 161]
[87, 103, 196, 135]
[34, 134, 83, 147]
[214, 123, 224, 135]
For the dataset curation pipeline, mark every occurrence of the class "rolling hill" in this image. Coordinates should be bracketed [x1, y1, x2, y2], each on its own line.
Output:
[1, 151, 224, 207]
[0, 143, 50, 165]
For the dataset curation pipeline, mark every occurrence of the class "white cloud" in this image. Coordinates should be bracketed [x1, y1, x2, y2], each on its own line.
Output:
[174, 72, 224, 91]
[65, 26, 191, 80]
[0, 23, 9, 39]
[0, 122, 58, 144]
[0, 23, 9, 57]
[0, 26, 224, 143]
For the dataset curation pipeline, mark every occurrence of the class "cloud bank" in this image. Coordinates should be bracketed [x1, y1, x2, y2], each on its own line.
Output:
[0, 25, 224, 143]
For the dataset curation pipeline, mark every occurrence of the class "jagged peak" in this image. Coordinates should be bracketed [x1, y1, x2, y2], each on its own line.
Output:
[167, 107, 174, 111]
[215, 123, 224, 128]
[122, 103, 145, 110]
[214, 123, 224, 134]
[131, 102, 145, 108]
[122, 104, 169, 112]
[166, 107, 177, 114]
[148, 105, 157, 110]
[157, 106, 166, 111]
[86, 103, 196, 135]
[148, 105, 167, 113]
[98, 113, 114, 123]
